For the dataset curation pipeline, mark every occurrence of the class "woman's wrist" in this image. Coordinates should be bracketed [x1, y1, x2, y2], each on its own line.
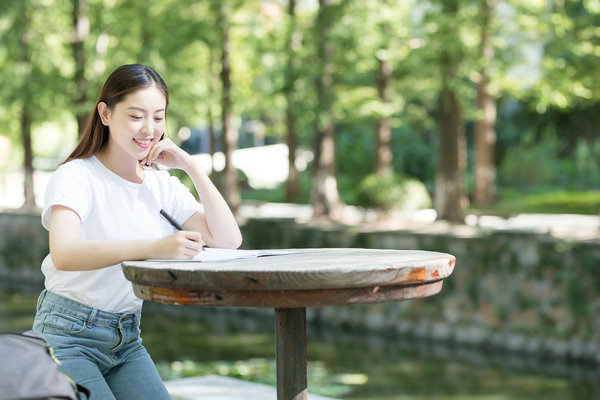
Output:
[179, 152, 199, 174]
[182, 157, 210, 183]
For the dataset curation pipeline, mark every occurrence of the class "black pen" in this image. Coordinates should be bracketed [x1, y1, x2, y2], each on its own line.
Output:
[160, 209, 206, 251]
[160, 209, 184, 231]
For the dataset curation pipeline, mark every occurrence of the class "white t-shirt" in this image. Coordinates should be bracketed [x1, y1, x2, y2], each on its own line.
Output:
[41, 156, 202, 312]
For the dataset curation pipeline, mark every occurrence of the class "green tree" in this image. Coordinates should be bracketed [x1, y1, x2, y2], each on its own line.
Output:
[532, 0, 600, 110]
[284, 0, 301, 200]
[0, 0, 71, 208]
[2, 0, 599, 214]
[72, 0, 89, 137]
[17, 6, 35, 208]
[219, 1, 241, 213]
[491, 0, 600, 189]
[310, 0, 343, 218]
[474, 0, 498, 205]
[431, 0, 469, 222]
[319, 0, 426, 213]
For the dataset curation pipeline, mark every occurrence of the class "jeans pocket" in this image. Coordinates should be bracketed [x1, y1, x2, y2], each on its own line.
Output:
[35, 289, 47, 311]
[43, 312, 87, 335]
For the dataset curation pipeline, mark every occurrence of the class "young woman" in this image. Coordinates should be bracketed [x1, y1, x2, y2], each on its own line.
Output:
[32, 64, 242, 399]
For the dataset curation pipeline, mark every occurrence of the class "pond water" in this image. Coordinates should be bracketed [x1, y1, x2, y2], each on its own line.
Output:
[2, 289, 599, 400]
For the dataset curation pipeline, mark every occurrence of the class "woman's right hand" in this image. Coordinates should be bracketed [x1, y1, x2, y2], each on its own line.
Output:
[153, 230, 204, 259]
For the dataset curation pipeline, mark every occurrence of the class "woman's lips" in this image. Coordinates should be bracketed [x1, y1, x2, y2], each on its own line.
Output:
[134, 138, 152, 149]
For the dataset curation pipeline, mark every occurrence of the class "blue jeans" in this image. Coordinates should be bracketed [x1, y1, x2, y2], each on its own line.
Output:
[32, 290, 171, 400]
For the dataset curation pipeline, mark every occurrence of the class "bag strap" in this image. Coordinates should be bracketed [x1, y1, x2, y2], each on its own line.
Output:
[75, 383, 91, 399]
[62, 372, 91, 399]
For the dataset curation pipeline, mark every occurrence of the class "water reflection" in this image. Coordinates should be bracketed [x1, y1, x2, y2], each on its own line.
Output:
[1, 289, 599, 400]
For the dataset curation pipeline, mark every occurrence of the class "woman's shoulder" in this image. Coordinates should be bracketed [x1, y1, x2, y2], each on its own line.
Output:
[57, 157, 95, 171]
[52, 157, 97, 181]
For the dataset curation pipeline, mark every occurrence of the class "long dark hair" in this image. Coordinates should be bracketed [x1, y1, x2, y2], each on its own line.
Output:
[64, 64, 169, 163]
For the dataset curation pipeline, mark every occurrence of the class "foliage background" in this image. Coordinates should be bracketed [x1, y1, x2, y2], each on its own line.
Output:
[1, 0, 599, 214]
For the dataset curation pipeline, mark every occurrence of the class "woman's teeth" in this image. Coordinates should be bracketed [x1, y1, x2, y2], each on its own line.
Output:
[134, 138, 152, 146]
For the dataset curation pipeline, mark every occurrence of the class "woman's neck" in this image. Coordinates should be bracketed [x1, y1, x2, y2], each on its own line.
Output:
[97, 147, 144, 183]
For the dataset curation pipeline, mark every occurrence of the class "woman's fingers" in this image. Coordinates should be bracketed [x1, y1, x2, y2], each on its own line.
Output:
[157, 230, 204, 259]
[141, 139, 193, 171]
[144, 140, 169, 165]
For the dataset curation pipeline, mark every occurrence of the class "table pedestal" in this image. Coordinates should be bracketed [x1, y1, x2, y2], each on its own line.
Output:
[275, 308, 307, 400]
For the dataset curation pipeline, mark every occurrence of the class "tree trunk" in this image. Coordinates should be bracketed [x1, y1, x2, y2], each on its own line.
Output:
[208, 102, 217, 179]
[285, 110, 300, 200]
[311, 0, 342, 218]
[208, 49, 217, 181]
[434, 0, 467, 222]
[474, 0, 497, 205]
[219, 2, 240, 213]
[18, 2, 35, 209]
[21, 103, 35, 208]
[435, 87, 466, 222]
[284, 0, 300, 201]
[72, 0, 89, 137]
[375, 57, 393, 176]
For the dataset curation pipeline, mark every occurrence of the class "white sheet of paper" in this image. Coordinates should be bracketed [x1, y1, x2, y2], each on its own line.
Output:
[185, 248, 298, 262]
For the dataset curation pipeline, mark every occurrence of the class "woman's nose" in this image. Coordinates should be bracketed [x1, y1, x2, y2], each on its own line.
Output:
[142, 117, 153, 134]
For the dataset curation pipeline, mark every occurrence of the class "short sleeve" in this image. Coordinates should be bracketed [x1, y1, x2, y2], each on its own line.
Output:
[41, 161, 92, 230]
[164, 172, 203, 224]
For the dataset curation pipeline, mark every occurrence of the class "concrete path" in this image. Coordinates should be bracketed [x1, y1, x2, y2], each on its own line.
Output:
[165, 375, 339, 400]
[239, 201, 600, 241]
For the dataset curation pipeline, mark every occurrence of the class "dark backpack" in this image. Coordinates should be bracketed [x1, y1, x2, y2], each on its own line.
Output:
[0, 331, 90, 400]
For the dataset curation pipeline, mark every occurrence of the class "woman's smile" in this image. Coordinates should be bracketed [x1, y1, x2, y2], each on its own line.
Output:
[134, 137, 153, 149]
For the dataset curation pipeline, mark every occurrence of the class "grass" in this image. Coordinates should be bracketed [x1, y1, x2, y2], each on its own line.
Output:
[473, 189, 600, 215]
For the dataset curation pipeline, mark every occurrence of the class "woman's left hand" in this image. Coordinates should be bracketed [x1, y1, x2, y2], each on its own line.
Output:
[141, 138, 192, 171]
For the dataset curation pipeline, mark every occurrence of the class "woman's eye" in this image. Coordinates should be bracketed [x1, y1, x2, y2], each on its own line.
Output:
[154, 117, 164, 122]
[130, 115, 142, 120]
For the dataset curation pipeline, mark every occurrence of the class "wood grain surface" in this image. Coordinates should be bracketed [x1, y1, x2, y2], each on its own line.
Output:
[122, 248, 454, 308]
[130, 280, 444, 308]
[122, 248, 455, 292]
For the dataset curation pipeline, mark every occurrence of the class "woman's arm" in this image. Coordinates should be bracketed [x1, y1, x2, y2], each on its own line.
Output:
[144, 139, 243, 249]
[180, 162, 243, 249]
[49, 205, 203, 271]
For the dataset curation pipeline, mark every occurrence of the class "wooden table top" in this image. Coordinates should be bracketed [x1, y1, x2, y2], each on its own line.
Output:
[122, 248, 455, 308]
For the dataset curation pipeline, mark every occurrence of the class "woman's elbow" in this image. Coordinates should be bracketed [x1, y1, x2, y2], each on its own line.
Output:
[50, 252, 72, 271]
[232, 234, 243, 249]
[49, 246, 76, 271]
[216, 232, 242, 249]
[232, 227, 243, 249]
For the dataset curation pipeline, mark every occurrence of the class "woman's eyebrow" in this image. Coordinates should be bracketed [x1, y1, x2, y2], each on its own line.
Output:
[127, 106, 166, 113]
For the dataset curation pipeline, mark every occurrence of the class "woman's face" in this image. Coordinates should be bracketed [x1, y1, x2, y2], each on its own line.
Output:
[99, 85, 167, 161]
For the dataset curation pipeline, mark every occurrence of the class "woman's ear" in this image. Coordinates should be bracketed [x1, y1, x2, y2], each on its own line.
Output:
[97, 102, 110, 126]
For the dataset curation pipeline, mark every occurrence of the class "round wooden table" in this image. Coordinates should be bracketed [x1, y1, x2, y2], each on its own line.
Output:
[122, 248, 455, 400]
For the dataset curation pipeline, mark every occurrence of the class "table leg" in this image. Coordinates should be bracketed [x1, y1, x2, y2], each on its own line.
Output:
[275, 307, 307, 400]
